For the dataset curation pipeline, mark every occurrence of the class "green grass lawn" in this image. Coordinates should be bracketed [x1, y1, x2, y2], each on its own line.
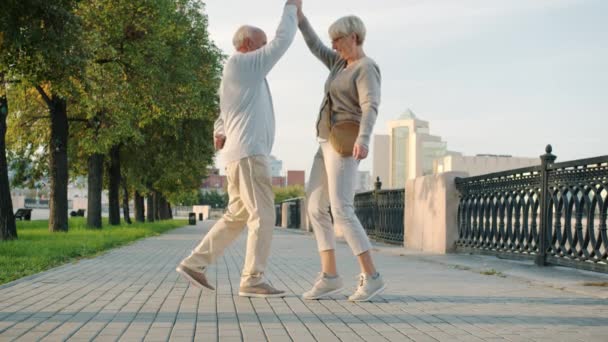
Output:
[0, 218, 187, 285]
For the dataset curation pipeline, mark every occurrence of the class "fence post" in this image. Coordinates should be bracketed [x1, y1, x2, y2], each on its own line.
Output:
[536, 144, 557, 266]
[374, 177, 382, 191]
[373, 177, 382, 236]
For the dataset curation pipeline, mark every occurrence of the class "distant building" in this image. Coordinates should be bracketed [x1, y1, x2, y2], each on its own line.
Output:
[269, 155, 283, 177]
[370, 108, 538, 188]
[372, 134, 390, 189]
[272, 177, 286, 187]
[387, 109, 447, 188]
[287, 170, 305, 187]
[10, 176, 91, 210]
[355, 171, 371, 193]
[201, 168, 227, 193]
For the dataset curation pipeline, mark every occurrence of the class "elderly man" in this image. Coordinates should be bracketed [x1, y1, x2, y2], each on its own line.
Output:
[176, 0, 301, 298]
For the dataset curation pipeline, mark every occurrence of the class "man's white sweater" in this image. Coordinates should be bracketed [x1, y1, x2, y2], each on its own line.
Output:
[214, 5, 297, 164]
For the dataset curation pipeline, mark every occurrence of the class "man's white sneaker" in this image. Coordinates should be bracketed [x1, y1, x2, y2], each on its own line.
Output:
[348, 273, 385, 302]
[302, 273, 344, 300]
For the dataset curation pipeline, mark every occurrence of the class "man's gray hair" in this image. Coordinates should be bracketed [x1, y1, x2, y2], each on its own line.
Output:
[232, 25, 257, 49]
[329, 15, 366, 45]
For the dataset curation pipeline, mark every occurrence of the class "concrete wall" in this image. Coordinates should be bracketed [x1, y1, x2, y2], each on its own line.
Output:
[72, 198, 87, 210]
[405, 172, 467, 253]
[11, 195, 25, 209]
[278, 198, 312, 231]
[192, 205, 211, 220]
[281, 199, 309, 230]
[434, 155, 538, 177]
[281, 202, 289, 228]
[299, 199, 309, 232]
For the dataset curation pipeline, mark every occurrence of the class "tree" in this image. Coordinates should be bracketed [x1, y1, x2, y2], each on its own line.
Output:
[86, 153, 103, 228]
[1, 0, 88, 232]
[121, 178, 132, 224]
[0, 73, 17, 240]
[199, 190, 228, 209]
[134, 191, 145, 222]
[75, 0, 223, 224]
[274, 185, 305, 204]
[2, 0, 223, 231]
[72, 0, 162, 227]
[120, 0, 223, 219]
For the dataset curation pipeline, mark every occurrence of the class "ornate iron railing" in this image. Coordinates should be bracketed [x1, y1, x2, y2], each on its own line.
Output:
[375, 189, 405, 243]
[455, 166, 542, 256]
[354, 181, 405, 245]
[456, 145, 608, 273]
[354, 190, 377, 237]
[275, 180, 405, 244]
[546, 156, 608, 270]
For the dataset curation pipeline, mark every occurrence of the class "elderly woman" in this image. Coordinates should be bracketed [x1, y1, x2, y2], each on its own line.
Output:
[297, 8, 385, 302]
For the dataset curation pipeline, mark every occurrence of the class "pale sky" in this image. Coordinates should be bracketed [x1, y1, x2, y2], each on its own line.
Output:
[204, 0, 608, 178]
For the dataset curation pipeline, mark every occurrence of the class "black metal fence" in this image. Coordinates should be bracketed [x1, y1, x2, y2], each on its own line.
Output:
[275, 204, 282, 227]
[354, 178, 405, 245]
[275, 180, 405, 244]
[455, 145, 608, 273]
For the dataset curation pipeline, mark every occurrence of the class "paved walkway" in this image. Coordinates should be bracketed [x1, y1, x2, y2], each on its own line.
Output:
[1, 221, 607, 342]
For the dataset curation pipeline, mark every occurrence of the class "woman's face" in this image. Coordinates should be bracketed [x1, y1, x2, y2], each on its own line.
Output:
[331, 32, 357, 60]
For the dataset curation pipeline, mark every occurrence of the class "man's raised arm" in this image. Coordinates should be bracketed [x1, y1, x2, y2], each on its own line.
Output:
[246, 0, 301, 76]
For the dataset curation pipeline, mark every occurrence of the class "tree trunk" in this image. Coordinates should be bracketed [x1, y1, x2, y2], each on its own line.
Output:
[134, 191, 145, 222]
[49, 96, 68, 232]
[158, 195, 170, 220]
[122, 180, 132, 224]
[108, 145, 121, 225]
[168, 203, 173, 219]
[86, 153, 103, 229]
[154, 191, 160, 221]
[157, 194, 164, 220]
[146, 194, 154, 222]
[0, 93, 17, 240]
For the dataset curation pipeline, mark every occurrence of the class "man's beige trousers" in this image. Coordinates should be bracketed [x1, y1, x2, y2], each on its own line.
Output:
[180, 155, 275, 287]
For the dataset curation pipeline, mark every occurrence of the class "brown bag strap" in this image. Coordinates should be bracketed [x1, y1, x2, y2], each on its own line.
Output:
[327, 92, 333, 129]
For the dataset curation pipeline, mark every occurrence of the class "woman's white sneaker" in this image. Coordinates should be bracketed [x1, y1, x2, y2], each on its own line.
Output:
[302, 273, 344, 300]
[348, 273, 385, 302]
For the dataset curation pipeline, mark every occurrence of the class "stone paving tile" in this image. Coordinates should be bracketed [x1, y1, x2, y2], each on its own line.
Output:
[1, 221, 608, 342]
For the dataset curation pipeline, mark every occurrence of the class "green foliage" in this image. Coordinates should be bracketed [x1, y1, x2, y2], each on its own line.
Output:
[0, 217, 186, 285]
[1, 0, 86, 186]
[2, 0, 225, 209]
[119, 0, 224, 201]
[0, 0, 87, 96]
[199, 190, 228, 208]
[72, 0, 225, 201]
[274, 185, 305, 204]
[4, 86, 50, 187]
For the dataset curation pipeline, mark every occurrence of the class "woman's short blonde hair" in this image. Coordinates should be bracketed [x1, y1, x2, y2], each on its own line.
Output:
[328, 15, 366, 45]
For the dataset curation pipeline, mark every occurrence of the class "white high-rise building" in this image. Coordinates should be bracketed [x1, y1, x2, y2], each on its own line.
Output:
[372, 134, 389, 188]
[387, 109, 447, 188]
[371, 108, 538, 189]
[269, 155, 283, 177]
[355, 171, 372, 193]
